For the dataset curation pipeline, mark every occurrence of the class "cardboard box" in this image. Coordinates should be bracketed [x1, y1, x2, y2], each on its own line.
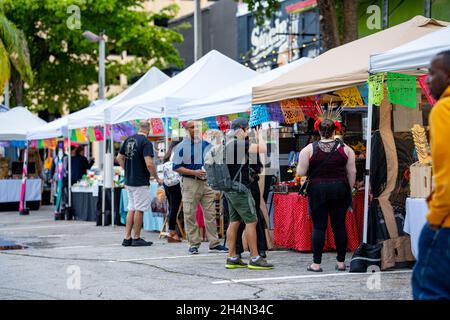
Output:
[410, 162, 432, 198]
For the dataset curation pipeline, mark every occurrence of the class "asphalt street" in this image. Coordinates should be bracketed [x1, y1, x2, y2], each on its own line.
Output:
[0, 206, 413, 300]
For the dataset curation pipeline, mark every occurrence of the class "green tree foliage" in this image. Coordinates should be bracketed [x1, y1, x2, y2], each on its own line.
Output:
[1, 0, 184, 113]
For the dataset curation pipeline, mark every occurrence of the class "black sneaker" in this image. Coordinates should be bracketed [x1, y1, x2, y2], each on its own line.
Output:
[188, 246, 199, 255]
[131, 238, 153, 247]
[209, 245, 228, 253]
[248, 256, 274, 270]
[226, 257, 248, 269]
[122, 238, 132, 247]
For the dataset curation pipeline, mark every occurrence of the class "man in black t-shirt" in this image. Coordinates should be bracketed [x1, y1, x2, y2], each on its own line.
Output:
[224, 118, 274, 270]
[117, 121, 163, 247]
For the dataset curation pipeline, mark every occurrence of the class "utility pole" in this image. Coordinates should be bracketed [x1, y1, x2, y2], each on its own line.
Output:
[424, 0, 432, 18]
[98, 32, 106, 100]
[194, 0, 202, 61]
[3, 82, 9, 108]
[382, 0, 389, 29]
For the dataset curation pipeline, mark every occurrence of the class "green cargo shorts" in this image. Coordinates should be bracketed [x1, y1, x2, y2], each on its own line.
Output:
[224, 191, 258, 224]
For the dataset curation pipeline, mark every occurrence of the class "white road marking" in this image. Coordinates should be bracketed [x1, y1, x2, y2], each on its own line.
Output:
[0, 225, 90, 231]
[109, 252, 229, 263]
[211, 270, 413, 284]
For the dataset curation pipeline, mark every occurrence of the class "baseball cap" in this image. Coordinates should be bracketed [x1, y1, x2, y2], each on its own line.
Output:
[231, 118, 249, 130]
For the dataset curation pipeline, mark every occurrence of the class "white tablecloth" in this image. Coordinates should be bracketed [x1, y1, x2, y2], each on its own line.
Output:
[0, 179, 42, 202]
[404, 197, 428, 259]
[71, 185, 99, 197]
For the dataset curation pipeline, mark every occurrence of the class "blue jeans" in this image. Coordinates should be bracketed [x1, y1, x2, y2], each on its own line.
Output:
[412, 223, 450, 300]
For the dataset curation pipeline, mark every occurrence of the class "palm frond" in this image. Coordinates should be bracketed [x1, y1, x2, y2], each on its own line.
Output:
[0, 14, 33, 85]
[0, 37, 10, 87]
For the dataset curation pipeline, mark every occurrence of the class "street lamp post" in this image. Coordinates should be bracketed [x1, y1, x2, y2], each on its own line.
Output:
[82, 30, 111, 226]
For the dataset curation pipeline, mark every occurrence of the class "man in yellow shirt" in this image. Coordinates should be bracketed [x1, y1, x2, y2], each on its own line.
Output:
[412, 50, 450, 300]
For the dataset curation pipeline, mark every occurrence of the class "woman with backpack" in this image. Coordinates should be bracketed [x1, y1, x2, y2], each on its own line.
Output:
[296, 117, 356, 272]
[163, 139, 183, 243]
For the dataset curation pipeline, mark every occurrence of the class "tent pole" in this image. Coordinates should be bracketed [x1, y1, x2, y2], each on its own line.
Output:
[111, 124, 115, 227]
[164, 107, 169, 151]
[68, 132, 72, 208]
[362, 100, 374, 244]
[102, 125, 106, 226]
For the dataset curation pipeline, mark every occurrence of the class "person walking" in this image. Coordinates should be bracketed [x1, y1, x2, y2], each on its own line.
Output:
[173, 121, 228, 254]
[117, 121, 162, 247]
[224, 118, 274, 270]
[412, 50, 450, 300]
[296, 117, 356, 272]
[163, 140, 183, 243]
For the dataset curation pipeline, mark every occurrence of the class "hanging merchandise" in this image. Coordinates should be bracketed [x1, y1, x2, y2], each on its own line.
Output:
[298, 96, 320, 119]
[267, 102, 285, 123]
[75, 128, 85, 142]
[217, 115, 230, 132]
[336, 87, 364, 107]
[30, 140, 38, 149]
[368, 73, 385, 106]
[358, 84, 369, 105]
[249, 104, 270, 127]
[417, 75, 436, 107]
[387, 72, 417, 109]
[37, 140, 45, 149]
[281, 99, 305, 124]
[150, 118, 165, 135]
[205, 117, 219, 130]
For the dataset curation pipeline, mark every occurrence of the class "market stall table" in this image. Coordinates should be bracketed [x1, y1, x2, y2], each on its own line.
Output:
[71, 185, 99, 221]
[404, 197, 428, 259]
[120, 182, 164, 231]
[0, 179, 41, 211]
[273, 191, 364, 252]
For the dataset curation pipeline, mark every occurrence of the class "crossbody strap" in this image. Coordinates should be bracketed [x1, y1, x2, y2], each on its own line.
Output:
[307, 140, 340, 180]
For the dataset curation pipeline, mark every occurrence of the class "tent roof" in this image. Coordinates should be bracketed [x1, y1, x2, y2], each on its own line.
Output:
[252, 16, 449, 104]
[0, 107, 46, 141]
[69, 67, 169, 129]
[178, 57, 312, 121]
[369, 25, 450, 73]
[27, 116, 68, 141]
[110, 50, 257, 124]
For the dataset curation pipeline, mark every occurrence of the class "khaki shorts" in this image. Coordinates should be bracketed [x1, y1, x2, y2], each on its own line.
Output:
[127, 185, 150, 212]
[224, 191, 258, 224]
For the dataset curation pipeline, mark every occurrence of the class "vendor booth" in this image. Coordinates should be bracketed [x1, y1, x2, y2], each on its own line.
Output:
[251, 16, 448, 268]
[367, 25, 450, 260]
[0, 107, 46, 212]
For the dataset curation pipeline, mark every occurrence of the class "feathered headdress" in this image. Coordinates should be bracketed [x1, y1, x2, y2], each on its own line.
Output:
[313, 102, 343, 132]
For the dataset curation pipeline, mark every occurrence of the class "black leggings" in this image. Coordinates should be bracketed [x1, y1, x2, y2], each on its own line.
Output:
[164, 184, 182, 231]
[311, 198, 348, 264]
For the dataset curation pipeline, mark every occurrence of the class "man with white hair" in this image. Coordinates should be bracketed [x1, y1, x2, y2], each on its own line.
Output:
[173, 121, 228, 255]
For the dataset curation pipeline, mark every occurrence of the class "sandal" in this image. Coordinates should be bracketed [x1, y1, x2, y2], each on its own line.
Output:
[335, 264, 347, 271]
[167, 232, 182, 243]
[307, 265, 323, 272]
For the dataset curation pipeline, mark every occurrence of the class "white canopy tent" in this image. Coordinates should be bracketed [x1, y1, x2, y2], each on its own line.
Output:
[369, 26, 450, 74]
[178, 57, 312, 121]
[68, 67, 169, 130]
[0, 107, 46, 141]
[109, 50, 257, 124]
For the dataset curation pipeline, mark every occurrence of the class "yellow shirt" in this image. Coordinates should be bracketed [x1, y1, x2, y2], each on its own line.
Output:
[427, 85, 450, 228]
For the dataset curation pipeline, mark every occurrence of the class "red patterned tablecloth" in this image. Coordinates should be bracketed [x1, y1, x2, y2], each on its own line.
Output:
[273, 192, 364, 252]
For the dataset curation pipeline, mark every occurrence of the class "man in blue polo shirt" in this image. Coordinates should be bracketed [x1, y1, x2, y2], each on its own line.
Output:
[173, 121, 228, 255]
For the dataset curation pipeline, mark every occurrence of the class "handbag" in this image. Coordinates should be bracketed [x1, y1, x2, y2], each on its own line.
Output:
[298, 140, 340, 197]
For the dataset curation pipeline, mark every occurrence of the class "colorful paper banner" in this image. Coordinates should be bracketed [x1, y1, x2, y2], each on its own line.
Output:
[150, 118, 165, 135]
[249, 104, 270, 127]
[298, 96, 320, 119]
[336, 87, 364, 107]
[204, 117, 219, 130]
[417, 75, 436, 107]
[358, 84, 369, 104]
[267, 102, 285, 123]
[387, 72, 417, 109]
[368, 73, 385, 106]
[280, 99, 305, 124]
[217, 115, 230, 132]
